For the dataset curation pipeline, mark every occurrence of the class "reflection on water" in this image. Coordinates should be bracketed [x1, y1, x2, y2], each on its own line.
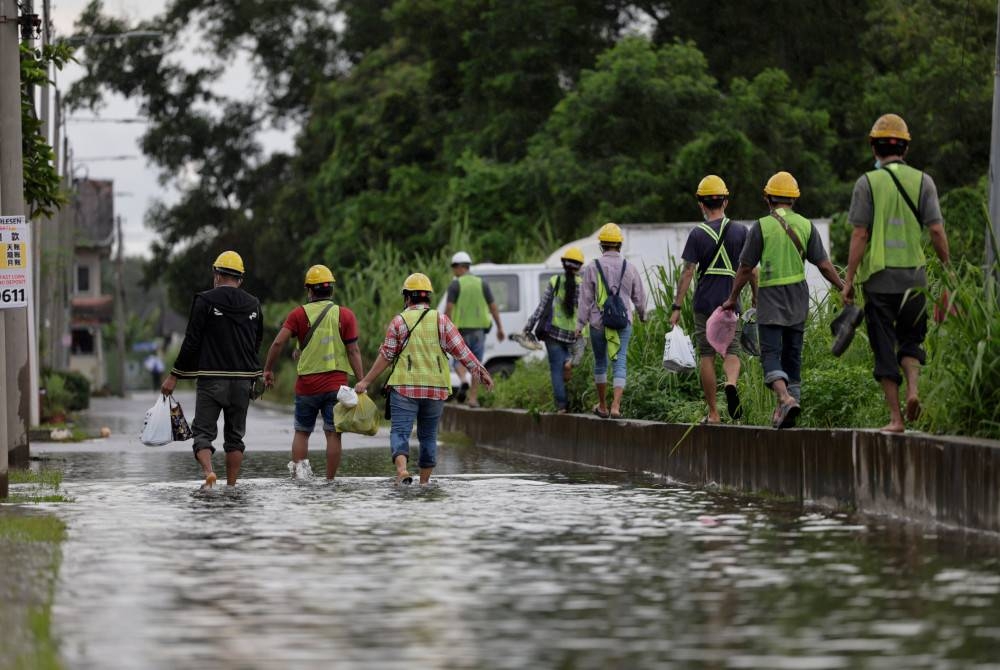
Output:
[40, 446, 1000, 669]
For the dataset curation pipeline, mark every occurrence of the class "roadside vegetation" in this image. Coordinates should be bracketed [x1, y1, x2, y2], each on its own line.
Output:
[5, 469, 70, 504]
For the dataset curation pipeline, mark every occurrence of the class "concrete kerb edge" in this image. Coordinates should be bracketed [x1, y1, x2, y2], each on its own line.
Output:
[443, 405, 1000, 534]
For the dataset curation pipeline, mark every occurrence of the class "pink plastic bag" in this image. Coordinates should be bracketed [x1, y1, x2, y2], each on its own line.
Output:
[706, 306, 738, 356]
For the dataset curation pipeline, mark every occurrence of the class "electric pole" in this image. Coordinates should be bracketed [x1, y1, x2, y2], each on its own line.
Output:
[114, 215, 126, 396]
[0, 0, 31, 477]
[989, 0, 1000, 271]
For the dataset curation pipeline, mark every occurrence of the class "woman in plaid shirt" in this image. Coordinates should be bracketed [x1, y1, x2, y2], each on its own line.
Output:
[356, 273, 494, 485]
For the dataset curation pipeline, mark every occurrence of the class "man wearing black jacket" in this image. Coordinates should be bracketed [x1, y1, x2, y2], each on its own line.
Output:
[161, 251, 263, 488]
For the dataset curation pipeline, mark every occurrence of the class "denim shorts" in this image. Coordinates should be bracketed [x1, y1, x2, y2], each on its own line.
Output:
[294, 391, 339, 433]
[459, 328, 486, 363]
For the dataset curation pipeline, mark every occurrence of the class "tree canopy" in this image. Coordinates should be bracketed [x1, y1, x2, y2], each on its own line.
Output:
[67, 0, 996, 310]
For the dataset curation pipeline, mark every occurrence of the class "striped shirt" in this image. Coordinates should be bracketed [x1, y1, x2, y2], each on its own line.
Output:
[378, 305, 484, 400]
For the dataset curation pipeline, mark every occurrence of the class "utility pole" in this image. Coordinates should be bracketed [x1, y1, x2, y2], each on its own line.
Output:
[0, 0, 31, 470]
[114, 214, 126, 396]
[989, 0, 1000, 271]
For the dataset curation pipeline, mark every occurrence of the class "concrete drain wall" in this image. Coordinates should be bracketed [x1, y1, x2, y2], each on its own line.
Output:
[441, 406, 1000, 534]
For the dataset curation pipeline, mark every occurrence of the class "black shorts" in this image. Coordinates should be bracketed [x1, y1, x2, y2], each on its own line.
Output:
[863, 289, 927, 385]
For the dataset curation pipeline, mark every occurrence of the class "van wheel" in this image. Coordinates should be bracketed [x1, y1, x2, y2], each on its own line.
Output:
[486, 360, 516, 379]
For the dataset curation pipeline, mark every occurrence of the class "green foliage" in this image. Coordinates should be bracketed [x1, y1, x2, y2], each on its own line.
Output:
[9, 469, 63, 489]
[41, 369, 90, 412]
[40, 374, 70, 419]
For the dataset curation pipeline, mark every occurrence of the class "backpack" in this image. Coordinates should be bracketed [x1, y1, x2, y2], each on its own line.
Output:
[594, 260, 629, 330]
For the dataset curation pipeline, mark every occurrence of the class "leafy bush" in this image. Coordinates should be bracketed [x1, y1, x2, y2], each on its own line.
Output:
[41, 374, 71, 421]
[59, 370, 91, 411]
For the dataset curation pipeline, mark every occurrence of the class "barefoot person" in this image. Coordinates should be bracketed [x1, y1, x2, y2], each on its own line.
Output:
[356, 273, 493, 486]
[842, 114, 951, 433]
[262, 265, 364, 480]
[161, 251, 263, 488]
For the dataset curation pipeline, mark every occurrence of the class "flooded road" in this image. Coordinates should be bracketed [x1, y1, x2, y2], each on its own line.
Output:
[31, 394, 1000, 669]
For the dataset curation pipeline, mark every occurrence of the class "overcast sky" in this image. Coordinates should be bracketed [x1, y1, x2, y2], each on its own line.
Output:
[50, 0, 295, 257]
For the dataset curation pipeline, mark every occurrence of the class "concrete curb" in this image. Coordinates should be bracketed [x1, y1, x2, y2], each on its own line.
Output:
[441, 406, 1000, 533]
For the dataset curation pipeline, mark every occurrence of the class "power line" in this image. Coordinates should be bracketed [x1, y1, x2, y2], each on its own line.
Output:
[67, 116, 148, 124]
[74, 155, 141, 161]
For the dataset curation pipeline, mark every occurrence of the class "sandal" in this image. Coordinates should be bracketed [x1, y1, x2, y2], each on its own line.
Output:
[775, 400, 801, 429]
[592, 404, 610, 419]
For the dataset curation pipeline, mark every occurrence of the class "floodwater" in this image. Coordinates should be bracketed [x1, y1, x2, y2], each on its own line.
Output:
[33, 442, 1000, 669]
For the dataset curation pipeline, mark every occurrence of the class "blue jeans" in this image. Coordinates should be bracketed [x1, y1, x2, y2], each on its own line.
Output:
[545, 340, 572, 410]
[758, 323, 804, 400]
[591, 324, 632, 388]
[294, 391, 338, 433]
[389, 391, 445, 468]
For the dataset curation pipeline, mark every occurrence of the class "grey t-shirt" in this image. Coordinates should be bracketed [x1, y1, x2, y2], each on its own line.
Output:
[848, 161, 943, 294]
[739, 217, 829, 327]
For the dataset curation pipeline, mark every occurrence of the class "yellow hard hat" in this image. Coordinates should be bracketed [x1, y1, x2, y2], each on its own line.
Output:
[561, 246, 585, 265]
[869, 113, 911, 141]
[597, 222, 623, 243]
[304, 264, 335, 286]
[212, 250, 245, 276]
[696, 174, 729, 197]
[763, 171, 801, 199]
[402, 272, 434, 293]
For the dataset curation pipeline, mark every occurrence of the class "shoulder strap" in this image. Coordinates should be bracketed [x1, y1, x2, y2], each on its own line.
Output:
[699, 218, 730, 279]
[615, 260, 626, 296]
[301, 302, 335, 351]
[594, 259, 610, 293]
[881, 166, 921, 222]
[770, 209, 805, 259]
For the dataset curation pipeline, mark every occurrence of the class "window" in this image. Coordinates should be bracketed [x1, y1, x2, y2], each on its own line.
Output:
[76, 265, 91, 293]
[483, 274, 519, 312]
[71, 328, 95, 355]
[539, 272, 559, 295]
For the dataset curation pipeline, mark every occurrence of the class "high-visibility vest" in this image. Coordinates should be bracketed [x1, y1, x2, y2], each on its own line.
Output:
[387, 308, 450, 389]
[759, 209, 812, 288]
[857, 163, 926, 284]
[296, 302, 348, 376]
[697, 218, 735, 278]
[549, 274, 581, 332]
[452, 274, 492, 329]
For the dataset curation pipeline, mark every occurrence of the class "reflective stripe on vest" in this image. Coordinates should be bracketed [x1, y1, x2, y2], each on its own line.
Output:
[549, 274, 581, 332]
[857, 163, 926, 284]
[453, 274, 492, 329]
[387, 308, 451, 389]
[697, 218, 735, 277]
[297, 302, 349, 375]
[759, 209, 811, 288]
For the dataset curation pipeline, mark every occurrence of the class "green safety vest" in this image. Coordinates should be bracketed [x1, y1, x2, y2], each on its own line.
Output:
[697, 218, 735, 278]
[759, 209, 811, 288]
[857, 163, 926, 284]
[387, 308, 450, 389]
[549, 274, 581, 331]
[297, 301, 349, 376]
[452, 274, 492, 329]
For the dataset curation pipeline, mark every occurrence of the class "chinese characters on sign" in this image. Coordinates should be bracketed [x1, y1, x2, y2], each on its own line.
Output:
[0, 216, 30, 309]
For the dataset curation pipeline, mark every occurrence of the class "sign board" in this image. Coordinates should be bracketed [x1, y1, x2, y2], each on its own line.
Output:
[0, 216, 30, 309]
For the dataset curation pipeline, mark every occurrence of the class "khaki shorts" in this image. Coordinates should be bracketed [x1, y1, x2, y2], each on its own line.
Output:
[693, 311, 742, 358]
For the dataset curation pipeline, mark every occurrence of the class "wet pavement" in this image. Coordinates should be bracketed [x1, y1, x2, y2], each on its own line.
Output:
[16, 392, 1000, 669]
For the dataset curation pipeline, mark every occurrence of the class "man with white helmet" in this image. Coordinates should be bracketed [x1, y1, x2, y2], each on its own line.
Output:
[356, 273, 494, 485]
[445, 250, 505, 407]
[262, 264, 364, 479]
[842, 113, 951, 433]
[161, 251, 263, 488]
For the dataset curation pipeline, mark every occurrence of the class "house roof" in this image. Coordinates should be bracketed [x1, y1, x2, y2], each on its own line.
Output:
[71, 295, 114, 324]
[72, 179, 115, 251]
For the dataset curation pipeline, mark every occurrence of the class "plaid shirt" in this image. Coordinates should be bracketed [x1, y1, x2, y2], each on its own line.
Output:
[379, 305, 484, 400]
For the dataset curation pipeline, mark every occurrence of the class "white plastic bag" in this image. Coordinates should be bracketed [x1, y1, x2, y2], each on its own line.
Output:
[337, 385, 359, 408]
[662, 326, 697, 373]
[140, 394, 174, 446]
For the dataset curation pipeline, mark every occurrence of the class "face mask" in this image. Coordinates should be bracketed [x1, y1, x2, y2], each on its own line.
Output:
[874, 159, 882, 169]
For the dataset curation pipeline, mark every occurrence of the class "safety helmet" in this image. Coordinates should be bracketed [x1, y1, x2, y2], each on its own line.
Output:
[561, 246, 585, 265]
[212, 250, 245, 276]
[696, 175, 729, 197]
[451, 251, 473, 266]
[869, 113, 911, 142]
[304, 264, 335, 286]
[402, 272, 434, 293]
[763, 171, 801, 199]
[597, 222, 623, 243]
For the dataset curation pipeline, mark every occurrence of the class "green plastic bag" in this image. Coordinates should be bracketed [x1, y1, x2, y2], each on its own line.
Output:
[333, 393, 380, 436]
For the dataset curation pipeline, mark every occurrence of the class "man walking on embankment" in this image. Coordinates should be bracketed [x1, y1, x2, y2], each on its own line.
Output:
[722, 172, 844, 429]
[670, 175, 756, 423]
[262, 264, 364, 480]
[161, 251, 263, 488]
[841, 114, 951, 433]
[356, 273, 494, 486]
[576, 223, 647, 419]
[446, 251, 504, 407]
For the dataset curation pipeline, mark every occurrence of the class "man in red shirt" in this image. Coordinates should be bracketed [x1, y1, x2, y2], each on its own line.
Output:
[263, 265, 364, 479]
